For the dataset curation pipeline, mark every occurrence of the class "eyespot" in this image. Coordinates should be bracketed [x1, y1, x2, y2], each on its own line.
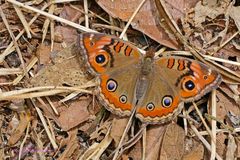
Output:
[203, 75, 208, 80]
[106, 79, 117, 92]
[89, 41, 94, 46]
[119, 95, 127, 104]
[162, 96, 173, 108]
[183, 80, 195, 91]
[95, 54, 106, 64]
[146, 103, 155, 111]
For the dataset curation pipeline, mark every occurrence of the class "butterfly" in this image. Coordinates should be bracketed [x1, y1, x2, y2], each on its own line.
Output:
[77, 32, 221, 124]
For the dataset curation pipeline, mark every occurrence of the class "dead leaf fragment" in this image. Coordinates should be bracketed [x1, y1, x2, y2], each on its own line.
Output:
[8, 111, 31, 145]
[97, 0, 199, 49]
[159, 123, 185, 160]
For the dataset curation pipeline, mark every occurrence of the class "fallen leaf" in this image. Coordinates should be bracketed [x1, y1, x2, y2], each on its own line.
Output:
[110, 117, 128, 146]
[36, 43, 51, 65]
[159, 123, 185, 160]
[60, 5, 83, 23]
[55, 26, 78, 44]
[97, 0, 199, 49]
[183, 138, 204, 160]
[8, 110, 31, 145]
[226, 134, 237, 160]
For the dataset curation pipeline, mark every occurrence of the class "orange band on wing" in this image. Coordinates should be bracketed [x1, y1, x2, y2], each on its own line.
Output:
[137, 96, 179, 117]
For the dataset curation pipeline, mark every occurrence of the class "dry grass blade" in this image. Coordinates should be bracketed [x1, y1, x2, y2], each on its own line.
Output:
[190, 124, 222, 160]
[0, 85, 93, 100]
[7, 0, 96, 33]
[0, 6, 27, 78]
[18, 122, 30, 160]
[42, 3, 55, 43]
[32, 101, 58, 150]
[84, 0, 89, 28]
[0, 3, 49, 63]
[0, 68, 22, 75]
[192, 102, 214, 142]
[13, 5, 32, 38]
[13, 57, 38, 85]
[210, 90, 217, 160]
[119, 0, 146, 39]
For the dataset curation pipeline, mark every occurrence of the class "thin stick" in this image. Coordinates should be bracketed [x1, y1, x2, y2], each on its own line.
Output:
[190, 124, 222, 160]
[192, 102, 215, 143]
[18, 122, 30, 160]
[84, 0, 89, 28]
[42, 3, 55, 43]
[142, 127, 147, 160]
[12, 56, 38, 85]
[210, 90, 217, 160]
[182, 108, 188, 135]
[0, 3, 49, 63]
[13, 5, 32, 38]
[112, 107, 137, 160]
[33, 101, 58, 150]
[0, 6, 27, 78]
[46, 97, 59, 116]
[119, 0, 146, 39]
[7, 0, 96, 33]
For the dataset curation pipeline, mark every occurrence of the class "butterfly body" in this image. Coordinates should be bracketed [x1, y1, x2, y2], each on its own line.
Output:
[78, 33, 221, 124]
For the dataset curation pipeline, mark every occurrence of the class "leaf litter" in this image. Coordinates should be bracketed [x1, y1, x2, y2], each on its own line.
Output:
[0, 0, 240, 159]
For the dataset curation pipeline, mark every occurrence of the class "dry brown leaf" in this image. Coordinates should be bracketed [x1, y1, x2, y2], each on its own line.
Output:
[226, 134, 237, 160]
[97, 0, 199, 49]
[59, 5, 83, 24]
[216, 132, 228, 158]
[57, 98, 91, 131]
[193, 1, 227, 28]
[235, 138, 240, 158]
[216, 89, 240, 122]
[54, 26, 78, 44]
[183, 138, 204, 160]
[36, 43, 51, 65]
[159, 123, 185, 160]
[110, 117, 129, 145]
[229, 6, 240, 31]
[8, 110, 31, 145]
[38, 97, 91, 131]
[127, 124, 166, 160]
[58, 129, 80, 160]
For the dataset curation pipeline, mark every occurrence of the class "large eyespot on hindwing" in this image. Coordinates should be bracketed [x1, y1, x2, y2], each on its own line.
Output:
[146, 102, 155, 111]
[106, 79, 118, 92]
[162, 95, 173, 108]
[94, 53, 108, 66]
[119, 95, 127, 104]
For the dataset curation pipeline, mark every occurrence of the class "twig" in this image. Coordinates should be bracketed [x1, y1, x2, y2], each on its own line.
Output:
[0, 6, 27, 79]
[13, 5, 32, 38]
[0, 3, 49, 63]
[7, 0, 96, 33]
[12, 56, 38, 85]
[119, 0, 146, 39]
[42, 3, 55, 43]
[84, 0, 89, 28]
[190, 124, 222, 160]
[192, 102, 214, 142]
[18, 122, 30, 160]
[32, 100, 58, 150]
[210, 90, 217, 160]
